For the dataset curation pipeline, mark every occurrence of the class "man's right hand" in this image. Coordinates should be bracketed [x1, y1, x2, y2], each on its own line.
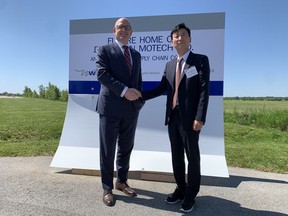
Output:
[124, 88, 142, 101]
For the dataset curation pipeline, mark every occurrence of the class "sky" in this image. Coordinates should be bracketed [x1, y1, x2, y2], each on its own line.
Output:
[0, 0, 287, 97]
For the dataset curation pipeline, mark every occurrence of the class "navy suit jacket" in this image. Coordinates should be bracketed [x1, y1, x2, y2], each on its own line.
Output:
[96, 43, 144, 116]
[142, 51, 210, 132]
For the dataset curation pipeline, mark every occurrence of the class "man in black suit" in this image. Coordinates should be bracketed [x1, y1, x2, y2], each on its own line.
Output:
[142, 23, 210, 213]
[96, 17, 144, 207]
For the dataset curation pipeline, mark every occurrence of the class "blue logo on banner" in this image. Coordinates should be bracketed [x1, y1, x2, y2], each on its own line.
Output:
[74, 69, 96, 76]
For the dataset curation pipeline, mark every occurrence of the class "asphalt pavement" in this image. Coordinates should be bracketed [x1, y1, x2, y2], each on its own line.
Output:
[0, 156, 287, 216]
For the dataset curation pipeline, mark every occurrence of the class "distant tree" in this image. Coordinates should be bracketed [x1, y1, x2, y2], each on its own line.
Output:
[39, 84, 46, 98]
[23, 86, 33, 97]
[59, 89, 68, 102]
[21, 83, 70, 102]
[45, 82, 60, 100]
[32, 90, 38, 98]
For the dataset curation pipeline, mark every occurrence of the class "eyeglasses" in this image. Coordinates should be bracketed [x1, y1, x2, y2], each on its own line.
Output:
[115, 25, 131, 30]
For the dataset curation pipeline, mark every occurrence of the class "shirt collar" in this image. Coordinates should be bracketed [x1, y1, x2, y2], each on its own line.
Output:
[178, 50, 190, 63]
[115, 39, 126, 49]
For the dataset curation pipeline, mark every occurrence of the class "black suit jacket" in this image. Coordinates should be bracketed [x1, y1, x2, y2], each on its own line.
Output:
[142, 51, 210, 132]
[96, 43, 144, 116]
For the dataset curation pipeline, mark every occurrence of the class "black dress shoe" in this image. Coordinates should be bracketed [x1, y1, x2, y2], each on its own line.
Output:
[180, 198, 196, 213]
[165, 187, 184, 204]
[115, 182, 137, 197]
[103, 189, 115, 206]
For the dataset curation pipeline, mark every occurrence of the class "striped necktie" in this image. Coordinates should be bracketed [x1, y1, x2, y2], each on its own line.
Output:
[123, 45, 132, 73]
[172, 58, 183, 109]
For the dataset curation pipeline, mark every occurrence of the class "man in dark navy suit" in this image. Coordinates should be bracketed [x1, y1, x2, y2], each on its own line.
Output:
[142, 23, 210, 213]
[96, 17, 144, 207]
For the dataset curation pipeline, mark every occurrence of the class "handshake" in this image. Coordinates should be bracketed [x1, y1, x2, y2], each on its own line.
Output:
[124, 88, 142, 101]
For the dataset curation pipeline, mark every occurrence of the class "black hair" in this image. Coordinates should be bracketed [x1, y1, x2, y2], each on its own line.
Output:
[170, 23, 191, 39]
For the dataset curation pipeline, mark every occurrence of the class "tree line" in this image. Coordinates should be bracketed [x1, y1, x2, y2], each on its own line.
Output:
[22, 82, 68, 102]
[2, 86, 288, 102]
[224, 96, 288, 101]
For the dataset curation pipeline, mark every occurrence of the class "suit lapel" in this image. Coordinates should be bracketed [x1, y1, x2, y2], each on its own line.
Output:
[112, 43, 130, 74]
[167, 59, 177, 88]
[180, 51, 194, 82]
[168, 51, 194, 88]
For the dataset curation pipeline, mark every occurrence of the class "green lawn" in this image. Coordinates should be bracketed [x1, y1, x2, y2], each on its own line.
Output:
[0, 97, 66, 156]
[224, 99, 288, 173]
[0, 97, 287, 173]
[225, 123, 288, 173]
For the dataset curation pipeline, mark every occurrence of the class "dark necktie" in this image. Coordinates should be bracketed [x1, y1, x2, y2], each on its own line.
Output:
[173, 58, 183, 109]
[123, 45, 132, 73]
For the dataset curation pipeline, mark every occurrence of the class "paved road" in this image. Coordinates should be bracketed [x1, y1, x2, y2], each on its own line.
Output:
[0, 157, 287, 216]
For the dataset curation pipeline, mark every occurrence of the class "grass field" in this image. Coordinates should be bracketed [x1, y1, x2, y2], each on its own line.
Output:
[0, 97, 66, 156]
[224, 100, 288, 173]
[224, 100, 288, 112]
[0, 97, 287, 173]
